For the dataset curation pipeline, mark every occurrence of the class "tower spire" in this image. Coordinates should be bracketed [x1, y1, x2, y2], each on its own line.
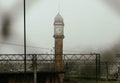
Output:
[58, 0, 61, 13]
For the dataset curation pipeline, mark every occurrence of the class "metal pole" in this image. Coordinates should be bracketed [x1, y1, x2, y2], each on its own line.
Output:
[106, 62, 108, 82]
[34, 55, 37, 83]
[96, 54, 101, 83]
[96, 54, 98, 83]
[98, 54, 101, 83]
[23, 0, 27, 83]
[117, 66, 119, 81]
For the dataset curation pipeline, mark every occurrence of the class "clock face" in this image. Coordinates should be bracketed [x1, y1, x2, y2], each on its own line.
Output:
[56, 27, 62, 35]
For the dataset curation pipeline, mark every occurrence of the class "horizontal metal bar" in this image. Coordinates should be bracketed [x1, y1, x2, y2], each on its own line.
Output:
[0, 53, 100, 55]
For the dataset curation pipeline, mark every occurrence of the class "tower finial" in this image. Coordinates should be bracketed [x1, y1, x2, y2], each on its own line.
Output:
[58, 0, 61, 13]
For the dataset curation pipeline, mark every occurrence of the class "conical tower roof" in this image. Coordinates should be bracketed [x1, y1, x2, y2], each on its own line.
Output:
[54, 13, 64, 25]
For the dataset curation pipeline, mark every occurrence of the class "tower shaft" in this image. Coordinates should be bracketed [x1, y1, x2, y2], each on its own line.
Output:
[55, 38, 63, 71]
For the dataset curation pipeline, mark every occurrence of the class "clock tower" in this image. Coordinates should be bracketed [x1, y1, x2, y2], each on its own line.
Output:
[54, 13, 64, 72]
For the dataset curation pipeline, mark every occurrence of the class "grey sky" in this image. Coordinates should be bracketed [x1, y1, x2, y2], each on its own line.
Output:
[0, 0, 120, 54]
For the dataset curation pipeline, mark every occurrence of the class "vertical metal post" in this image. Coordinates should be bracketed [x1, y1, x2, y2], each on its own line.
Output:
[96, 54, 101, 83]
[98, 54, 100, 83]
[23, 0, 27, 83]
[33, 55, 37, 83]
[118, 63, 120, 82]
[106, 62, 108, 82]
[96, 54, 98, 83]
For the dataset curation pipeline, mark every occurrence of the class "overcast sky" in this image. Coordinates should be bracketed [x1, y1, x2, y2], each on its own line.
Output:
[0, 0, 120, 54]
